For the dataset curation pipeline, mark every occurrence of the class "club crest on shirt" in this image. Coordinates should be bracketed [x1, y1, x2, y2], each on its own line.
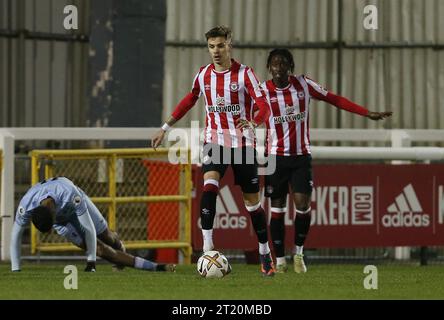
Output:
[266, 185, 274, 194]
[18, 206, 25, 216]
[73, 195, 81, 206]
[205, 84, 211, 91]
[230, 82, 239, 92]
[297, 92, 305, 99]
[270, 97, 278, 103]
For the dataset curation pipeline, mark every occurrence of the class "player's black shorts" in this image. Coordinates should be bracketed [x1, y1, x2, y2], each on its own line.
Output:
[202, 143, 259, 193]
[264, 154, 313, 199]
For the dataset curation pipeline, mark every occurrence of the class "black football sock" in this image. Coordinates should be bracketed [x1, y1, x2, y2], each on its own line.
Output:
[200, 183, 219, 230]
[270, 209, 285, 258]
[295, 207, 312, 247]
[246, 204, 269, 244]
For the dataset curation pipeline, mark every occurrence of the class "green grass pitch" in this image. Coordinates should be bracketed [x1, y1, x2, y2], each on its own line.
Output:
[1, 262, 443, 299]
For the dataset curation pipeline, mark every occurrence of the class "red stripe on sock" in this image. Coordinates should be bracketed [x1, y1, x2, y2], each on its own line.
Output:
[271, 211, 285, 219]
[203, 184, 219, 193]
[296, 212, 311, 220]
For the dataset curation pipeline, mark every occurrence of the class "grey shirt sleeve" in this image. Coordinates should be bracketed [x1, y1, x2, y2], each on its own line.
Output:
[10, 222, 25, 271]
[77, 210, 97, 262]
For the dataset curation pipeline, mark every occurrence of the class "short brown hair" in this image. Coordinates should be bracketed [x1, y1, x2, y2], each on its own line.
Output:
[205, 25, 232, 41]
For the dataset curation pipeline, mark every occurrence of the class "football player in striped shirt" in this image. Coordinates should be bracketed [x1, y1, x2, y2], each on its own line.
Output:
[152, 26, 275, 276]
[10, 177, 175, 273]
[262, 49, 392, 273]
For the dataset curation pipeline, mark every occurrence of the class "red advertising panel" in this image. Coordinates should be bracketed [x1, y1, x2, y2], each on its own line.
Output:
[191, 164, 444, 250]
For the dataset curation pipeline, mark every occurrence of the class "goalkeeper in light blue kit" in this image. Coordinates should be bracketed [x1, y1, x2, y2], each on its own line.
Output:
[11, 177, 175, 273]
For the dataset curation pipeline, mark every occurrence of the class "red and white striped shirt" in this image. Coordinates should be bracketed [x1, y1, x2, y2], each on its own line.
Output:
[171, 59, 270, 148]
[263, 75, 369, 156]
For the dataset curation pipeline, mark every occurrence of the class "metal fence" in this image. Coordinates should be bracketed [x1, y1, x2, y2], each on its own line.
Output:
[28, 147, 193, 263]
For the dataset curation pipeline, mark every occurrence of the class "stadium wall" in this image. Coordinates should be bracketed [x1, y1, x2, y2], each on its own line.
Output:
[0, 0, 166, 131]
[163, 0, 444, 131]
[2, 0, 443, 131]
[0, 0, 90, 127]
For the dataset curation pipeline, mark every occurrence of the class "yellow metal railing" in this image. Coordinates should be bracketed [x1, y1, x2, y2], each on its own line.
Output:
[29, 148, 193, 264]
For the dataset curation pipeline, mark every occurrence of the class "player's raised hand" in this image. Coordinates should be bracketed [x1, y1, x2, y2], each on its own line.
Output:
[151, 129, 166, 150]
[366, 111, 393, 121]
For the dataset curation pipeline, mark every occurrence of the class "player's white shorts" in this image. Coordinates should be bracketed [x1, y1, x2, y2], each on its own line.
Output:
[53, 195, 108, 247]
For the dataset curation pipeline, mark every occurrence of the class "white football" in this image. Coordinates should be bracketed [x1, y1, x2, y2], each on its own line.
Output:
[197, 250, 231, 278]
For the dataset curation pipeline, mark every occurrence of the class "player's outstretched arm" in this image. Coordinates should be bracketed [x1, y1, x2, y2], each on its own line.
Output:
[151, 116, 177, 150]
[10, 222, 25, 271]
[77, 211, 98, 270]
[366, 111, 393, 121]
[151, 90, 199, 150]
[151, 129, 165, 150]
[305, 76, 391, 119]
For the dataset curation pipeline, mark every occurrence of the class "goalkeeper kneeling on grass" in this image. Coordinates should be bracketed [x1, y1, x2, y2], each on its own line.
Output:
[10, 176, 176, 273]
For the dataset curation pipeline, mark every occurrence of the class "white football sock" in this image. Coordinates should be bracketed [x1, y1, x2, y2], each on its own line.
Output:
[259, 242, 270, 255]
[134, 257, 157, 271]
[202, 229, 214, 252]
[296, 245, 304, 255]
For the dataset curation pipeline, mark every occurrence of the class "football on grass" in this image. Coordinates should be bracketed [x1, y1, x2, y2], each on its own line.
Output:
[197, 250, 231, 278]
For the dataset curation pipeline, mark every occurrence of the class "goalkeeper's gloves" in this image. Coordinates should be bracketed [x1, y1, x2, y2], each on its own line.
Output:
[84, 261, 96, 272]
